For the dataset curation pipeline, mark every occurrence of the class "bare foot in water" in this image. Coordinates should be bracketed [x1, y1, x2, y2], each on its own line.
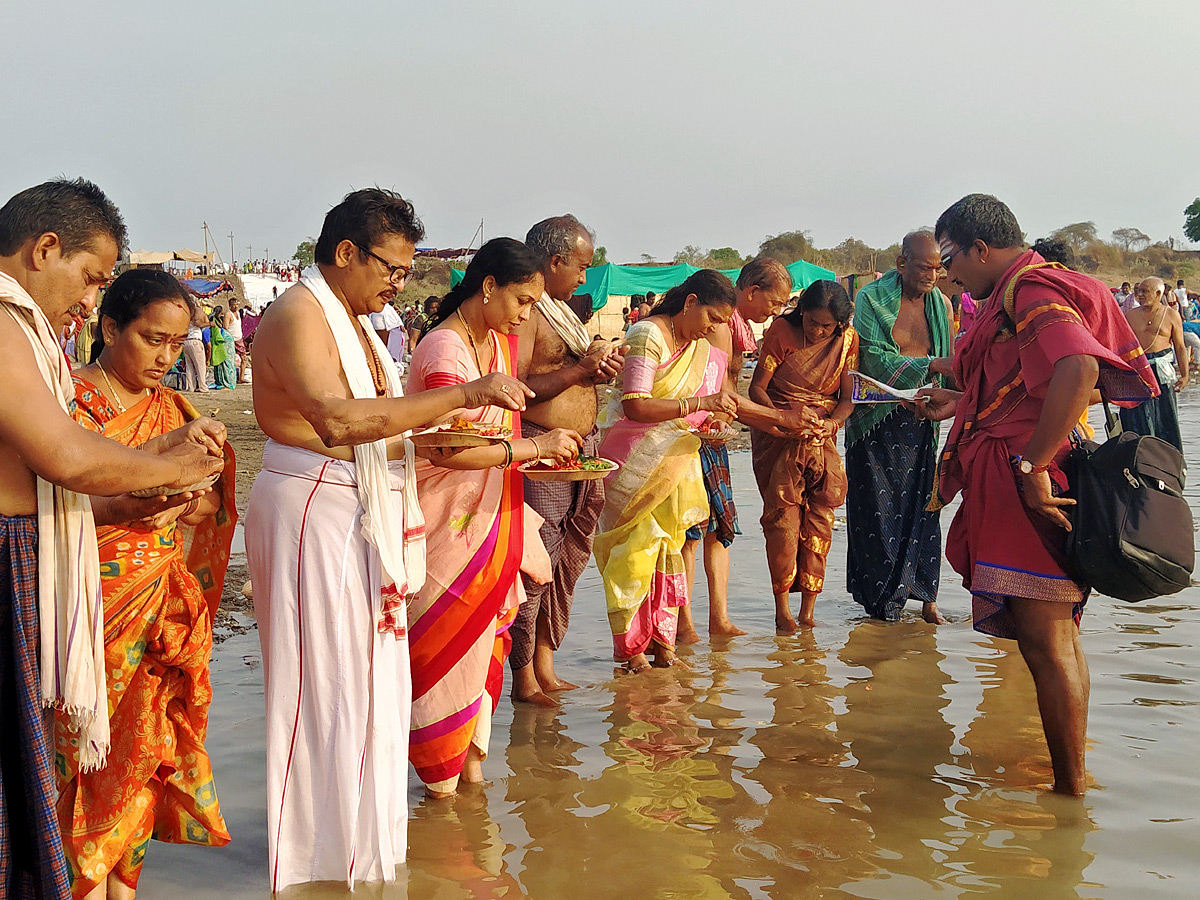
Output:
[797, 614, 816, 628]
[512, 666, 561, 707]
[776, 615, 798, 634]
[650, 645, 677, 668]
[710, 618, 747, 637]
[513, 688, 560, 708]
[676, 625, 701, 645]
[462, 748, 484, 784]
[424, 786, 455, 800]
[922, 601, 947, 625]
[619, 653, 651, 674]
[533, 660, 579, 693]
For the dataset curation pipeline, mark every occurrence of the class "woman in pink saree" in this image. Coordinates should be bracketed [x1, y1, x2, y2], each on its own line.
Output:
[407, 238, 580, 797]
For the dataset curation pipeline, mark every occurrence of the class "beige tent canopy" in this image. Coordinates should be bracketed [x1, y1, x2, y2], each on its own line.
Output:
[128, 249, 214, 266]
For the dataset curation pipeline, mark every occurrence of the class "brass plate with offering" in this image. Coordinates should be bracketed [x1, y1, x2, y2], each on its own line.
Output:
[518, 456, 619, 481]
[687, 418, 738, 446]
[409, 417, 513, 448]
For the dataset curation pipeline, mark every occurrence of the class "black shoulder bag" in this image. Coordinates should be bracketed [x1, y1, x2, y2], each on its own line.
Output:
[1064, 417, 1194, 602]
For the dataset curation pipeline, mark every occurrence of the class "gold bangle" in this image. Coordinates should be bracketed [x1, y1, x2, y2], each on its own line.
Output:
[530, 436, 542, 459]
[678, 398, 686, 418]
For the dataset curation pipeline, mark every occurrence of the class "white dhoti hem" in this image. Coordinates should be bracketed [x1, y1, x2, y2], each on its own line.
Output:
[246, 439, 412, 892]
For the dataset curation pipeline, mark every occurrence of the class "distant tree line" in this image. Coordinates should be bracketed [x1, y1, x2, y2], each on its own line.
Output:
[1046, 220, 1194, 281]
[638, 215, 1200, 282]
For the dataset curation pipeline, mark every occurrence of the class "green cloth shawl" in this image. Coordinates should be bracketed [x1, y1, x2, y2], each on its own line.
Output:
[844, 269, 952, 448]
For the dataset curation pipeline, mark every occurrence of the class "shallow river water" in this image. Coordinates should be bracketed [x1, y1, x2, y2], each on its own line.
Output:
[139, 401, 1200, 899]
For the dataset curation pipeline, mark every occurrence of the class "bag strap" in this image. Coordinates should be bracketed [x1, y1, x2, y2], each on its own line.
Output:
[1000, 261, 1068, 336]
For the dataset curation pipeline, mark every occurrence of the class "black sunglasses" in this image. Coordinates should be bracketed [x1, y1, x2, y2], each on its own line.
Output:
[940, 244, 970, 271]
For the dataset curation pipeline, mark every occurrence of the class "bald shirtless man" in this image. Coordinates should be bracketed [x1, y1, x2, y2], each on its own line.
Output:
[0, 178, 221, 900]
[244, 188, 530, 892]
[845, 231, 954, 626]
[509, 214, 621, 706]
[1120, 276, 1188, 451]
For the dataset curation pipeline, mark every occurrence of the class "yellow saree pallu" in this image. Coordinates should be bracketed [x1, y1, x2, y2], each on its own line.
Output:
[56, 380, 236, 896]
[594, 322, 718, 659]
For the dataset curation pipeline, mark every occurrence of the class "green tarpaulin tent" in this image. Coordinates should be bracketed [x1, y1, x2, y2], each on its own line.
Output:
[450, 258, 836, 311]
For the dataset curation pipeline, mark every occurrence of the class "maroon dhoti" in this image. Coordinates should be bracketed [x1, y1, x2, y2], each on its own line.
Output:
[511, 424, 604, 670]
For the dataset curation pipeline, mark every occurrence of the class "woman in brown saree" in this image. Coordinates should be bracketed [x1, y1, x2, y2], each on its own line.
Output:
[749, 281, 857, 632]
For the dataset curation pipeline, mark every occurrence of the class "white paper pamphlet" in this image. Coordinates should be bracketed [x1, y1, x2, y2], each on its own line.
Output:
[850, 371, 931, 404]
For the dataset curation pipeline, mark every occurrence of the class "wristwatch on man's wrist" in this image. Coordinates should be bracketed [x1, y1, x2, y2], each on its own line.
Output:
[1016, 456, 1050, 475]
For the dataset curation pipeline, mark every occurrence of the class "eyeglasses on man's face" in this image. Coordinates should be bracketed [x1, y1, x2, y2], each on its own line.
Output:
[354, 242, 414, 286]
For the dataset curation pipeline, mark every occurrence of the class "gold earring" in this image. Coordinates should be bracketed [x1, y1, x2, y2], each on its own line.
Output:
[483, 293, 490, 304]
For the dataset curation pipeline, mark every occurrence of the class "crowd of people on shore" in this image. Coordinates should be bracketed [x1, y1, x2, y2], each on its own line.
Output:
[0, 179, 1172, 898]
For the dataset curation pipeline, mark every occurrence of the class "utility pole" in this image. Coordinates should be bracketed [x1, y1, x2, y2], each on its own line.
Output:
[228, 232, 235, 269]
[203, 222, 209, 256]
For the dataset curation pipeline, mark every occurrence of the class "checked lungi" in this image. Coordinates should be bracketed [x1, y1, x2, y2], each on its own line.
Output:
[845, 410, 941, 620]
[684, 441, 741, 547]
[511, 423, 605, 671]
[0, 514, 72, 900]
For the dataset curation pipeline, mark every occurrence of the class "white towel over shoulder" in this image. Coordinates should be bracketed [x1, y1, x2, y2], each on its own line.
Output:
[299, 266, 426, 593]
[0, 271, 108, 771]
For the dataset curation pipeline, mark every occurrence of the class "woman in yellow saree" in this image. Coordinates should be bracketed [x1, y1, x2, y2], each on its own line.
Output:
[595, 271, 740, 671]
[54, 270, 236, 899]
[748, 281, 857, 632]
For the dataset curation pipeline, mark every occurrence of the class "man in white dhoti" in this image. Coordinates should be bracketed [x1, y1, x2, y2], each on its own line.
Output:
[245, 188, 531, 893]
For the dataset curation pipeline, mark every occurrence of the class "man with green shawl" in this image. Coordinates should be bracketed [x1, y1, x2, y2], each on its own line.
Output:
[844, 231, 953, 623]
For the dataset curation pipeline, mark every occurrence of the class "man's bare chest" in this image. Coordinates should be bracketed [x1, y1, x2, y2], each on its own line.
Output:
[529, 323, 576, 373]
[891, 303, 932, 355]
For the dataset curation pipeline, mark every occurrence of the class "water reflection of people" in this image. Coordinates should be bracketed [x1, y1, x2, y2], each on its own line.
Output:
[746, 632, 875, 897]
[502, 706, 591, 897]
[406, 791, 523, 900]
[946, 642, 1096, 897]
[572, 670, 732, 898]
[833, 621, 957, 891]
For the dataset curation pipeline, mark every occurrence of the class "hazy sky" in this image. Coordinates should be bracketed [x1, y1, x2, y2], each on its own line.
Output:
[3, 0, 1198, 265]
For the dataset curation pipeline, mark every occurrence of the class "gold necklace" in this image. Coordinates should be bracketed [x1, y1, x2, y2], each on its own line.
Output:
[96, 358, 146, 413]
[668, 314, 689, 351]
[456, 308, 487, 372]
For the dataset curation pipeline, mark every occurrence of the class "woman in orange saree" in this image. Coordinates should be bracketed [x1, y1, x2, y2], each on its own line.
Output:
[53, 270, 236, 899]
[748, 282, 857, 632]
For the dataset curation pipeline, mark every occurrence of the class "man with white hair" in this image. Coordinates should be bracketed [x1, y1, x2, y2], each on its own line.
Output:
[509, 214, 621, 706]
[1120, 276, 1188, 450]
